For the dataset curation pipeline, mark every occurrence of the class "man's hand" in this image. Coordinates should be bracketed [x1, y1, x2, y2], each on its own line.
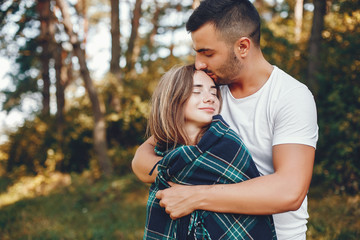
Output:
[156, 182, 202, 220]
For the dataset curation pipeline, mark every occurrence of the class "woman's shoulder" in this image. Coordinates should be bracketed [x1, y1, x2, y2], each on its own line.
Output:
[211, 114, 229, 128]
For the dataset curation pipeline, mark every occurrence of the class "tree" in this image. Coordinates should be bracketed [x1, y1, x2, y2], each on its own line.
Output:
[108, 0, 122, 113]
[54, 45, 73, 169]
[37, 0, 53, 116]
[110, 0, 121, 76]
[294, 0, 304, 42]
[55, 0, 113, 177]
[307, 0, 327, 95]
[125, 0, 142, 72]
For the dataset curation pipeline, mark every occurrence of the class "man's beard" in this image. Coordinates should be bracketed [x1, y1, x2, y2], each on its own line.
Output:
[206, 50, 242, 85]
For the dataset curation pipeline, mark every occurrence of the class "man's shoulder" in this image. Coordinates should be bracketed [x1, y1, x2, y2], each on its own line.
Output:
[270, 66, 314, 99]
[272, 66, 309, 90]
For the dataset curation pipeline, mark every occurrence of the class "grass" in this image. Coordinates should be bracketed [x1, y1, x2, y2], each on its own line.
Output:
[307, 184, 360, 240]
[0, 173, 359, 239]
[0, 172, 149, 239]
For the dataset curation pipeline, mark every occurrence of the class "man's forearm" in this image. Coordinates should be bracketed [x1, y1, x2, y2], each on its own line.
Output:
[131, 136, 161, 183]
[157, 173, 306, 220]
[196, 173, 304, 215]
[156, 144, 315, 219]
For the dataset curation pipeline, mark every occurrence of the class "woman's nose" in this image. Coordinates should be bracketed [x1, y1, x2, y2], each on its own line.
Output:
[203, 93, 215, 103]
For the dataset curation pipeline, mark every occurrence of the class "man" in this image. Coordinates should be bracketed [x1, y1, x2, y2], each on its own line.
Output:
[132, 0, 318, 239]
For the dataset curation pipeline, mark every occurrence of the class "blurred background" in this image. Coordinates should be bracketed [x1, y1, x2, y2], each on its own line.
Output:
[0, 0, 359, 239]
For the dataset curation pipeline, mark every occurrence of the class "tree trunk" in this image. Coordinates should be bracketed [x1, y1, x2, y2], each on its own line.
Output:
[54, 45, 66, 169]
[110, 0, 121, 75]
[37, 0, 52, 116]
[55, 52, 65, 125]
[307, 0, 327, 95]
[125, 0, 142, 71]
[74, 0, 88, 45]
[143, 0, 162, 72]
[55, 0, 113, 177]
[40, 45, 51, 116]
[149, 1, 160, 55]
[108, 0, 122, 113]
[294, 0, 304, 42]
[54, 47, 72, 133]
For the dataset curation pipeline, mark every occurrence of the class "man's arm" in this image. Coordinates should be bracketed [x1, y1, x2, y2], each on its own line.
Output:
[156, 143, 315, 219]
[131, 136, 161, 183]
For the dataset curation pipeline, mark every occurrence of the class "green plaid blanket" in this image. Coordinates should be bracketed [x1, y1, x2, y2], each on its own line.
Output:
[144, 115, 277, 240]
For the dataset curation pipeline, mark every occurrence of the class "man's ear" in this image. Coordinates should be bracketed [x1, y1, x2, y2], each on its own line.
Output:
[235, 37, 251, 57]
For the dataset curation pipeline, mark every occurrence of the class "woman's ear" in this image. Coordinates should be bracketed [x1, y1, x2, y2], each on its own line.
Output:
[235, 37, 251, 57]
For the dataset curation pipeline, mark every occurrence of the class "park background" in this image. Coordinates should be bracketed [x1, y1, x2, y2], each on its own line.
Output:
[0, 0, 359, 239]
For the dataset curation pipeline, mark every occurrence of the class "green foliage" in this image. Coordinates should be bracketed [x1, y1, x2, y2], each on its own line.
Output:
[2, 52, 189, 176]
[261, 1, 360, 194]
[4, 106, 96, 174]
[1, 1, 41, 113]
[60, 119, 93, 173]
[261, 25, 301, 75]
[313, 3, 360, 193]
[0, 177, 13, 194]
[3, 38, 41, 112]
[6, 117, 50, 173]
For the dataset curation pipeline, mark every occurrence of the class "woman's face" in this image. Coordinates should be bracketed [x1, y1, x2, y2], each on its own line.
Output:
[184, 70, 220, 129]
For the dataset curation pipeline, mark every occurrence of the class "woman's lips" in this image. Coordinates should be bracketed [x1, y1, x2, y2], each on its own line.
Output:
[199, 107, 215, 113]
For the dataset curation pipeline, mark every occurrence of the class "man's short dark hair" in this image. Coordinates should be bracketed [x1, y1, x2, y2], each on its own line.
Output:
[186, 0, 261, 47]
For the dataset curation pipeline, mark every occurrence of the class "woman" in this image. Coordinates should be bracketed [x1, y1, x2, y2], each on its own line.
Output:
[141, 64, 276, 240]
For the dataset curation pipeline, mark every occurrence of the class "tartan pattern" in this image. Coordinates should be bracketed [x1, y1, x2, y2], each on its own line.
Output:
[144, 115, 277, 240]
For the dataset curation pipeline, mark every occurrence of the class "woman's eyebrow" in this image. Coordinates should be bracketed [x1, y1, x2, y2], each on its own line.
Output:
[193, 84, 217, 89]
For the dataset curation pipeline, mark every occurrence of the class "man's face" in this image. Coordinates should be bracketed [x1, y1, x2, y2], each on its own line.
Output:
[191, 23, 242, 85]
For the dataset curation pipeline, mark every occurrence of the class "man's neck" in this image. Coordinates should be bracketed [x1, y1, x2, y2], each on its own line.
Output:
[228, 60, 273, 99]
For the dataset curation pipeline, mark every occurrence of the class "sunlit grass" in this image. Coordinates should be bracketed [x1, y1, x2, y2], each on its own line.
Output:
[0, 172, 359, 239]
[307, 184, 360, 240]
[0, 172, 71, 208]
[0, 172, 149, 239]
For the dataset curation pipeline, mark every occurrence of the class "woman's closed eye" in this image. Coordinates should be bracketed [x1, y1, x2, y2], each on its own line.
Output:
[192, 86, 202, 94]
[210, 89, 217, 96]
[192, 90, 217, 96]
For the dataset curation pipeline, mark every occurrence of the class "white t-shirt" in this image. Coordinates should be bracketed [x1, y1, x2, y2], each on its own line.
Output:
[220, 66, 318, 240]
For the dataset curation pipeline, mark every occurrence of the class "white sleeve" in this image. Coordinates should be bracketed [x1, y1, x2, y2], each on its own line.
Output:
[272, 86, 318, 148]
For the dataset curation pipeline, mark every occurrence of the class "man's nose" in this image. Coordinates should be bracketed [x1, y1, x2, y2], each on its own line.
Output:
[195, 56, 207, 70]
